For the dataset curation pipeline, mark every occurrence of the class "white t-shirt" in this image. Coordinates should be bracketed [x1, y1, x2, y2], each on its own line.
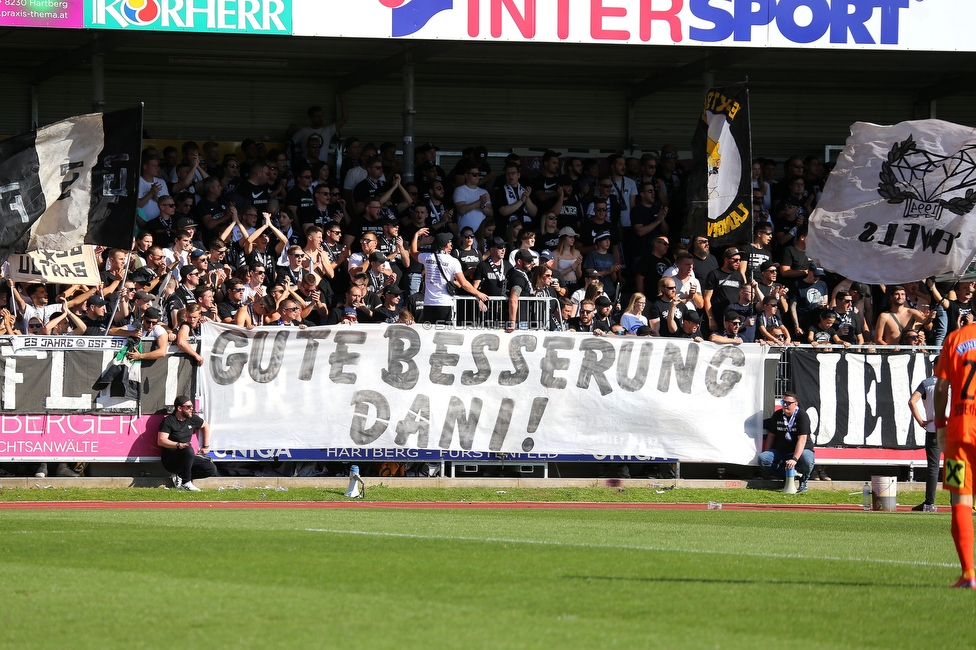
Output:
[21, 303, 62, 333]
[610, 176, 638, 227]
[292, 125, 338, 163]
[507, 248, 540, 267]
[420, 252, 462, 307]
[453, 185, 491, 233]
[344, 166, 368, 192]
[138, 176, 170, 220]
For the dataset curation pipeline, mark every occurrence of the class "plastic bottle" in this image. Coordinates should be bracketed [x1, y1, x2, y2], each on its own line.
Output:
[862, 482, 872, 511]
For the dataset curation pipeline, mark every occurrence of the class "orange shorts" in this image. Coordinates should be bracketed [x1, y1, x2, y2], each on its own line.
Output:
[943, 438, 975, 494]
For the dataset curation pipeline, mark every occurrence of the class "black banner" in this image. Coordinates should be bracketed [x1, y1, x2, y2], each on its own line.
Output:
[87, 106, 143, 250]
[0, 106, 142, 264]
[0, 346, 193, 414]
[791, 348, 934, 449]
[686, 82, 752, 245]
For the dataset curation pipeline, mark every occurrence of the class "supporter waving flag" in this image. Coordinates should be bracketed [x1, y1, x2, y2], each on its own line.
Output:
[808, 119, 976, 284]
[686, 82, 752, 246]
[0, 106, 142, 264]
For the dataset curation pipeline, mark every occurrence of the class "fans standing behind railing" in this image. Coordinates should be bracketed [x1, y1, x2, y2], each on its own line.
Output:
[410, 229, 487, 326]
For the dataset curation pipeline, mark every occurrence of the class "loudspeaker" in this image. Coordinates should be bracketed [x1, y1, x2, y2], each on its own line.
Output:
[783, 467, 797, 494]
[345, 465, 365, 499]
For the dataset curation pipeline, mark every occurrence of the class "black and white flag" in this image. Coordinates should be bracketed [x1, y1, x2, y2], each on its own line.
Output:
[686, 82, 752, 245]
[0, 106, 142, 264]
[808, 119, 976, 284]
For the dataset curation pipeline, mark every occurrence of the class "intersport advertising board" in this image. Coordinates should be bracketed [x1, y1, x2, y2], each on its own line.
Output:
[293, 0, 975, 51]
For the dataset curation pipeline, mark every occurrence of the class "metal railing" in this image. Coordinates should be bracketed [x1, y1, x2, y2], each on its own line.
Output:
[451, 295, 563, 331]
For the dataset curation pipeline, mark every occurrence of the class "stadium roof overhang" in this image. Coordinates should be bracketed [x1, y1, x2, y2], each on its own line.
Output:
[2, 27, 975, 109]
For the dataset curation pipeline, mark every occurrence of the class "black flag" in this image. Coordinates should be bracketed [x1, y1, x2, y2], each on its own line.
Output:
[686, 83, 752, 245]
[0, 106, 142, 264]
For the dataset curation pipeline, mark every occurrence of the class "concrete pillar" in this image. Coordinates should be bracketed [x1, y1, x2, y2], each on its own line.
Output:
[403, 51, 416, 183]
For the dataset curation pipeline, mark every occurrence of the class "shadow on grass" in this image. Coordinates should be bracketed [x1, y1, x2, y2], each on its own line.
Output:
[563, 574, 932, 589]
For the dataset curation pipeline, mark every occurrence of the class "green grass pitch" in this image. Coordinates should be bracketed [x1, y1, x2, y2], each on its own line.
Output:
[2, 506, 973, 649]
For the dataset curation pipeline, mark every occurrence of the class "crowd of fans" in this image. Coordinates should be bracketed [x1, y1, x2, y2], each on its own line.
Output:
[3, 104, 961, 354]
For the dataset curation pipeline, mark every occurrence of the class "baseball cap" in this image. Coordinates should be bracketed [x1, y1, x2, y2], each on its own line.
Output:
[190, 248, 207, 259]
[724, 247, 741, 259]
[559, 227, 579, 238]
[595, 232, 611, 242]
[489, 237, 507, 249]
[582, 269, 599, 280]
[435, 232, 454, 249]
[811, 265, 825, 276]
[539, 249, 554, 260]
[594, 296, 613, 308]
[384, 285, 402, 296]
[760, 260, 780, 272]
[368, 251, 388, 263]
[514, 249, 535, 264]
[143, 307, 161, 321]
[417, 142, 439, 153]
[176, 217, 197, 230]
[474, 145, 488, 160]
[130, 267, 156, 284]
[684, 310, 701, 324]
[87, 295, 107, 307]
[724, 310, 742, 323]
[134, 291, 152, 302]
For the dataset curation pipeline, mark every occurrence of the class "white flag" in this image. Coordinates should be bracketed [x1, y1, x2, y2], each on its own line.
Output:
[808, 119, 976, 284]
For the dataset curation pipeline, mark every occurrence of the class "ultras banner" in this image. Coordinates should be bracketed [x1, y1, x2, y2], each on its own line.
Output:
[686, 83, 752, 245]
[808, 120, 976, 284]
[200, 323, 767, 463]
[790, 348, 935, 449]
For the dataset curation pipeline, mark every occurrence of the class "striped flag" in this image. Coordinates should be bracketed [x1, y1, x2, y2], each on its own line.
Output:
[0, 106, 142, 264]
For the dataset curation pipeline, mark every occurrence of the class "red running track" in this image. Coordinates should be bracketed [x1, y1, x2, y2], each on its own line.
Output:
[0, 501, 936, 512]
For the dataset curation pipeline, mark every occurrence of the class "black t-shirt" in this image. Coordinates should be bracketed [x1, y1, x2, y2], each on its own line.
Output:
[473, 258, 510, 296]
[353, 177, 390, 208]
[833, 309, 864, 343]
[779, 245, 810, 273]
[144, 216, 178, 249]
[235, 180, 270, 210]
[452, 247, 482, 280]
[948, 300, 974, 333]
[742, 244, 771, 282]
[370, 304, 401, 323]
[536, 231, 561, 253]
[631, 202, 664, 256]
[529, 173, 558, 200]
[579, 219, 618, 250]
[217, 300, 242, 322]
[808, 323, 836, 344]
[159, 413, 205, 445]
[692, 253, 719, 283]
[286, 186, 314, 213]
[762, 409, 813, 454]
[705, 268, 743, 318]
[297, 203, 331, 230]
[637, 254, 672, 293]
[567, 316, 595, 332]
[80, 314, 110, 336]
[644, 297, 682, 334]
[556, 196, 585, 232]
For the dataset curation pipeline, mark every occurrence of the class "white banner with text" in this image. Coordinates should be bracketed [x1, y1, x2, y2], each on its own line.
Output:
[200, 323, 766, 463]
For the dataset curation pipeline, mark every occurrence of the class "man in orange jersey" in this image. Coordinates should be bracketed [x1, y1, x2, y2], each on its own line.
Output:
[935, 323, 976, 588]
